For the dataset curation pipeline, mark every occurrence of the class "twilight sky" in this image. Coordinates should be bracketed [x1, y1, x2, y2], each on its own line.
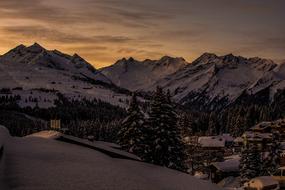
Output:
[0, 0, 284, 68]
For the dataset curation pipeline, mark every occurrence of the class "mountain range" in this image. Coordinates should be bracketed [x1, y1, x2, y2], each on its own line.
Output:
[102, 52, 285, 110]
[0, 43, 129, 108]
[1, 43, 285, 110]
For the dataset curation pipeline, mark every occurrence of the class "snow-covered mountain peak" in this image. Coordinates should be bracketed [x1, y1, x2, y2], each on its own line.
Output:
[70, 53, 98, 73]
[12, 44, 27, 52]
[1, 43, 50, 65]
[156, 56, 187, 67]
[117, 57, 128, 62]
[27, 42, 46, 53]
[159, 55, 184, 62]
[151, 53, 279, 109]
[114, 57, 137, 65]
[71, 53, 89, 65]
[192, 52, 218, 65]
[127, 57, 135, 62]
[192, 53, 276, 70]
[0, 43, 129, 108]
[100, 56, 188, 91]
[215, 54, 250, 67]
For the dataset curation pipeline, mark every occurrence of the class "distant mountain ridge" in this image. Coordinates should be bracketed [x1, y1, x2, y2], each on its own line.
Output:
[1, 43, 110, 83]
[155, 53, 278, 108]
[100, 56, 187, 91]
[0, 43, 130, 108]
[1, 43, 285, 111]
[102, 52, 285, 111]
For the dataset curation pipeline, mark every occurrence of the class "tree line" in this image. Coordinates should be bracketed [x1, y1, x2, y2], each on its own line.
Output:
[117, 87, 187, 171]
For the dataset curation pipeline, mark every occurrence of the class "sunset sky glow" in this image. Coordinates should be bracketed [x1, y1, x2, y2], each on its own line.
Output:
[0, 0, 284, 68]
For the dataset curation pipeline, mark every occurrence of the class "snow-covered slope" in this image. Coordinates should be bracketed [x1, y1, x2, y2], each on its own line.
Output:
[248, 62, 285, 98]
[100, 52, 281, 110]
[155, 53, 277, 107]
[0, 43, 130, 108]
[1, 44, 281, 110]
[0, 43, 110, 83]
[100, 56, 187, 91]
[0, 126, 220, 190]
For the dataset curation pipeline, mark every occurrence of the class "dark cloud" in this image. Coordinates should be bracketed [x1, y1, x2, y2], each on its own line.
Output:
[2, 25, 134, 44]
[0, 0, 74, 24]
[0, 0, 175, 28]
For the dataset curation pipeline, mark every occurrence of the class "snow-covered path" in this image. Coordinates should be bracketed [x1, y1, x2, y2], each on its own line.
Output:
[1, 127, 220, 190]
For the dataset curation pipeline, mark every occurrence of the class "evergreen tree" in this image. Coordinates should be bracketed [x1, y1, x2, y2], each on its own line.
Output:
[178, 113, 193, 140]
[146, 87, 187, 171]
[117, 93, 146, 157]
[207, 112, 218, 135]
[262, 132, 281, 175]
[240, 140, 262, 184]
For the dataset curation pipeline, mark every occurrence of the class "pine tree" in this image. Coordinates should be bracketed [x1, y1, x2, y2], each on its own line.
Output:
[207, 112, 218, 135]
[178, 113, 193, 140]
[146, 87, 187, 171]
[117, 93, 146, 157]
[262, 132, 281, 175]
[240, 141, 262, 184]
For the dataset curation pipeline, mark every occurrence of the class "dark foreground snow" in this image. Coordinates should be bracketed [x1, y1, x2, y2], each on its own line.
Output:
[0, 126, 220, 190]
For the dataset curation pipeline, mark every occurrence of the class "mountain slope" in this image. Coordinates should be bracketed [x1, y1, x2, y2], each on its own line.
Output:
[0, 43, 130, 108]
[248, 62, 285, 97]
[100, 56, 187, 91]
[153, 53, 277, 109]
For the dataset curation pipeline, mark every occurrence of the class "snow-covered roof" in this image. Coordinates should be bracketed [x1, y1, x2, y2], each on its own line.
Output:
[221, 134, 234, 142]
[0, 127, 221, 190]
[58, 134, 140, 161]
[218, 176, 241, 189]
[224, 155, 241, 161]
[198, 136, 225, 148]
[278, 166, 285, 170]
[26, 130, 62, 139]
[247, 176, 279, 188]
[211, 159, 240, 172]
[95, 141, 122, 149]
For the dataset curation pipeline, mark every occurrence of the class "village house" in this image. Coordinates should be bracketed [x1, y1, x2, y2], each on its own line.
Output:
[209, 158, 240, 183]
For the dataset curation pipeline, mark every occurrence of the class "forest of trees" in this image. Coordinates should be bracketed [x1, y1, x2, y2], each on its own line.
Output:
[180, 88, 285, 137]
[2, 86, 285, 174]
[2, 86, 285, 139]
[117, 88, 187, 171]
[0, 91, 126, 138]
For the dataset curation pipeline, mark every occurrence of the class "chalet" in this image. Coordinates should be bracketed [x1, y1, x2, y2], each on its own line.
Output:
[249, 119, 285, 140]
[209, 158, 240, 183]
[242, 131, 272, 151]
[198, 134, 234, 150]
[198, 136, 225, 150]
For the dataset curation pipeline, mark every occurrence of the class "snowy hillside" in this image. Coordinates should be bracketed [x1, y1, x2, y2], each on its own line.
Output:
[100, 56, 187, 91]
[249, 62, 285, 99]
[100, 52, 282, 110]
[0, 43, 130, 108]
[153, 53, 277, 108]
[0, 126, 220, 190]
